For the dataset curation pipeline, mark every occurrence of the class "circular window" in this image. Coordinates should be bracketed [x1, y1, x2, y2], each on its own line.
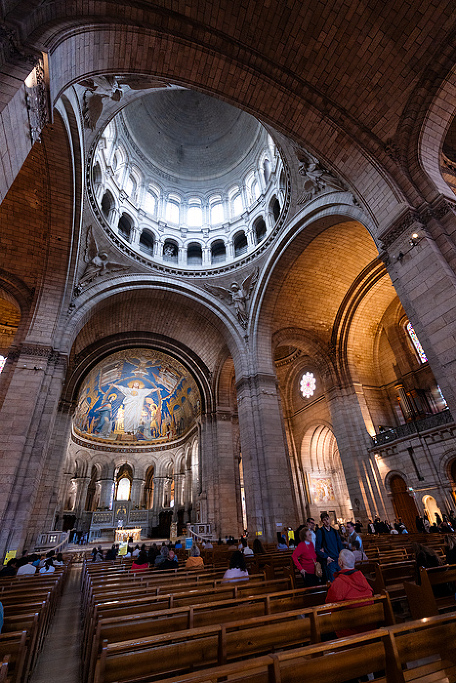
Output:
[300, 372, 316, 399]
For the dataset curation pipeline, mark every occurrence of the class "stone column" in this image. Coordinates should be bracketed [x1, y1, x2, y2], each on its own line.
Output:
[99, 479, 114, 509]
[235, 373, 298, 542]
[74, 477, 91, 516]
[153, 477, 165, 509]
[381, 205, 456, 418]
[325, 384, 394, 522]
[131, 476, 145, 507]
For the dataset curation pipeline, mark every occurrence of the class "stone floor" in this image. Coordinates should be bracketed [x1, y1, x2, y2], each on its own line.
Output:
[31, 564, 82, 683]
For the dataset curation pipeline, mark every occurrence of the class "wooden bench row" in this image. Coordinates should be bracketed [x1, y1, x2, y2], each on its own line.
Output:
[149, 610, 456, 683]
[93, 593, 395, 683]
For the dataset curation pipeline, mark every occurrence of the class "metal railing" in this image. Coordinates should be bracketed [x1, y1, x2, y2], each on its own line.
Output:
[371, 409, 454, 447]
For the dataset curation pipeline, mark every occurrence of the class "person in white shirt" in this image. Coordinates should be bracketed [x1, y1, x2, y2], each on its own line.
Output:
[39, 559, 55, 573]
[17, 560, 37, 576]
[240, 538, 254, 556]
[222, 551, 249, 582]
[346, 521, 363, 550]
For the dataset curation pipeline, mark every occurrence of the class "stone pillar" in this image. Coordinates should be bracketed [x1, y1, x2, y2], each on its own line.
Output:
[202, 246, 211, 266]
[235, 373, 298, 542]
[246, 228, 255, 248]
[99, 479, 114, 509]
[325, 384, 394, 522]
[131, 477, 145, 507]
[74, 477, 91, 516]
[153, 477, 165, 509]
[381, 205, 456, 418]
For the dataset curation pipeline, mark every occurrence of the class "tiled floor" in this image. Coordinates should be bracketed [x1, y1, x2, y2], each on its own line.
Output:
[31, 565, 82, 683]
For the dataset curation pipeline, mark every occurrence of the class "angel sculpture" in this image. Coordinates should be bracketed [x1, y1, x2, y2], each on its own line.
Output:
[204, 268, 259, 328]
[79, 76, 123, 130]
[78, 226, 129, 288]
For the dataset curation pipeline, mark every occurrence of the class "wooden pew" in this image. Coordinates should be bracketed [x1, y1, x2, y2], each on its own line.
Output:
[145, 610, 456, 683]
[92, 593, 394, 683]
[404, 564, 456, 619]
[0, 632, 27, 683]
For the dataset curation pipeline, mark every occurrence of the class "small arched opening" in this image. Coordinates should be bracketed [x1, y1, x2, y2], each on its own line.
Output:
[139, 230, 154, 256]
[118, 213, 133, 241]
[144, 465, 155, 509]
[115, 463, 133, 501]
[163, 239, 179, 263]
[101, 190, 114, 219]
[187, 242, 202, 266]
[389, 474, 418, 531]
[211, 239, 226, 264]
[254, 216, 267, 244]
[233, 231, 248, 257]
[270, 195, 280, 222]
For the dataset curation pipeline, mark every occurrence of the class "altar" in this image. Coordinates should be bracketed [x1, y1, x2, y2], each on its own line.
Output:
[115, 527, 142, 543]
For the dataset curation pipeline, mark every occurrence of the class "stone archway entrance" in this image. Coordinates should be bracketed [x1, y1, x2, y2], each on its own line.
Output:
[390, 475, 418, 531]
[422, 495, 442, 525]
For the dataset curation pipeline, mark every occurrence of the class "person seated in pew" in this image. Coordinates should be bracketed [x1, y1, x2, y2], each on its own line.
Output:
[105, 545, 117, 561]
[445, 535, 456, 565]
[174, 539, 183, 549]
[240, 537, 254, 556]
[158, 549, 179, 570]
[132, 544, 140, 557]
[185, 545, 204, 569]
[16, 557, 37, 575]
[154, 544, 169, 567]
[53, 552, 65, 566]
[252, 538, 265, 554]
[292, 527, 320, 587]
[39, 558, 56, 574]
[411, 542, 442, 568]
[325, 549, 374, 637]
[203, 539, 213, 549]
[148, 543, 159, 564]
[131, 550, 149, 573]
[222, 551, 249, 582]
[0, 558, 18, 576]
[352, 539, 368, 563]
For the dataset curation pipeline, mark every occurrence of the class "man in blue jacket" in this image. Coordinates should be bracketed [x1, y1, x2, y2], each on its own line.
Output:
[315, 512, 344, 582]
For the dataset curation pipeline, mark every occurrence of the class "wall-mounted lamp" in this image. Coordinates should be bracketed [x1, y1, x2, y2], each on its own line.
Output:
[409, 232, 420, 247]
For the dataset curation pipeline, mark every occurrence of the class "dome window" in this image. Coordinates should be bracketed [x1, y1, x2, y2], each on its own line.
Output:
[254, 217, 267, 244]
[118, 213, 133, 241]
[270, 195, 280, 221]
[143, 191, 157, 216]
[166, 196, 180, 225]
[211, 240, 226, 264]
[139, 230, 154, 256]
[101, 190, 114, 219]
[187, 201, 202, 228]
[187, 242, 202, 265]
[210, 196, 224, 226]
[234, 231, 248, 257]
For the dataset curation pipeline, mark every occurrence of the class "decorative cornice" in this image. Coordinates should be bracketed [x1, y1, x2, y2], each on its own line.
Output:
[71, 424, 197, 453]
[379, 209, 422, 250]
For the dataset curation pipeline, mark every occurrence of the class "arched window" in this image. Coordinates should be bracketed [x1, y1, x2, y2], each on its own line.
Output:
[124, 175, 136, 198]
[406, 322, 428, 363]
[101, 190, 114, 218]
[116, 477, 131, 500]
[229, 186, 243, 217]
[246, 173, 260, 204]
[211, 240, 226, 264]
[0, 355, 6, 373]
[139, 230, 154, 256]
[210, 196, 224, 226]
[166, 195, 180, 224]
[270, 195, 280, 221]
[163, 239, 178, 262]
[254, 216, 267, 243]
[143, 191, 157, 216]
[187, 242, 202, 265]
[187, 200, 202, 227]
[234, 231, 248, 257]
[263, 158, 271, 183]
[118, 213, 132, 241]
[92, 162, 102, 187]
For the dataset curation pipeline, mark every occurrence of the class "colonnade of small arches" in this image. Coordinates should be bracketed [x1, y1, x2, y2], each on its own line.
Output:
[91, 116, 286, 268]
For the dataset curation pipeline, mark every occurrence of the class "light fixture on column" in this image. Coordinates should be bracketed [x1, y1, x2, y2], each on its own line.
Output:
[409, 232, 420, 247]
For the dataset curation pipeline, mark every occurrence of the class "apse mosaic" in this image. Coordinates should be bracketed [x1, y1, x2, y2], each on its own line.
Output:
[73, 349, 201, 445]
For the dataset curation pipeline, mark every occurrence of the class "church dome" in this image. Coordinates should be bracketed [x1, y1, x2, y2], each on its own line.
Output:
[90, 89, 287, 272]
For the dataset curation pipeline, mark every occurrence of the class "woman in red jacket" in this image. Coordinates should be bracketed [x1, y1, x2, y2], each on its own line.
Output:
[292, 528, 319, 586]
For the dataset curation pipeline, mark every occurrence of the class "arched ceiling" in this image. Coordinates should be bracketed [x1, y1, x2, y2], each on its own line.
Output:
[71, 289, 232, 376]
[271, 221, 378, 341]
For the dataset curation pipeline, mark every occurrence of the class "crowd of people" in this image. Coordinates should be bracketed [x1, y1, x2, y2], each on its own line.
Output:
[0, 549, 65, 577]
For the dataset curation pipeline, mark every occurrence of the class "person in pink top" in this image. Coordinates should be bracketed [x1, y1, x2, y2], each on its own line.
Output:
[292, 528, 319, 586]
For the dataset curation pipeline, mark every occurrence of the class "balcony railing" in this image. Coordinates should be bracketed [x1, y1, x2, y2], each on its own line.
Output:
[371, 409, 454, 447]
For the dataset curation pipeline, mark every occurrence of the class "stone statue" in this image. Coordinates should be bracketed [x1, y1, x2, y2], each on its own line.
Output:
[204, 268, 259, 328]
[78, 226, 128, 288]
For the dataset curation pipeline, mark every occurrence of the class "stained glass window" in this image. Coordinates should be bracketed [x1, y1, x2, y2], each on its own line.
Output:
[406, 322, 428, 363]
[300, 372, 316, 398]
[0, 356, 5, 373]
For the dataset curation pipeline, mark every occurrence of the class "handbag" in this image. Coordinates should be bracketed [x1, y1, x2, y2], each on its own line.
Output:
[314, 561, 323, 578]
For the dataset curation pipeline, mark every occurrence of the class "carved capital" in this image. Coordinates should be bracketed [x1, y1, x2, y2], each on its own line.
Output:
[379, 209, 423, 250]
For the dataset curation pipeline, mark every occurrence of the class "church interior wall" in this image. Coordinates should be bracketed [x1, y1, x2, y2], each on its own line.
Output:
[3, 2, 456, 554]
